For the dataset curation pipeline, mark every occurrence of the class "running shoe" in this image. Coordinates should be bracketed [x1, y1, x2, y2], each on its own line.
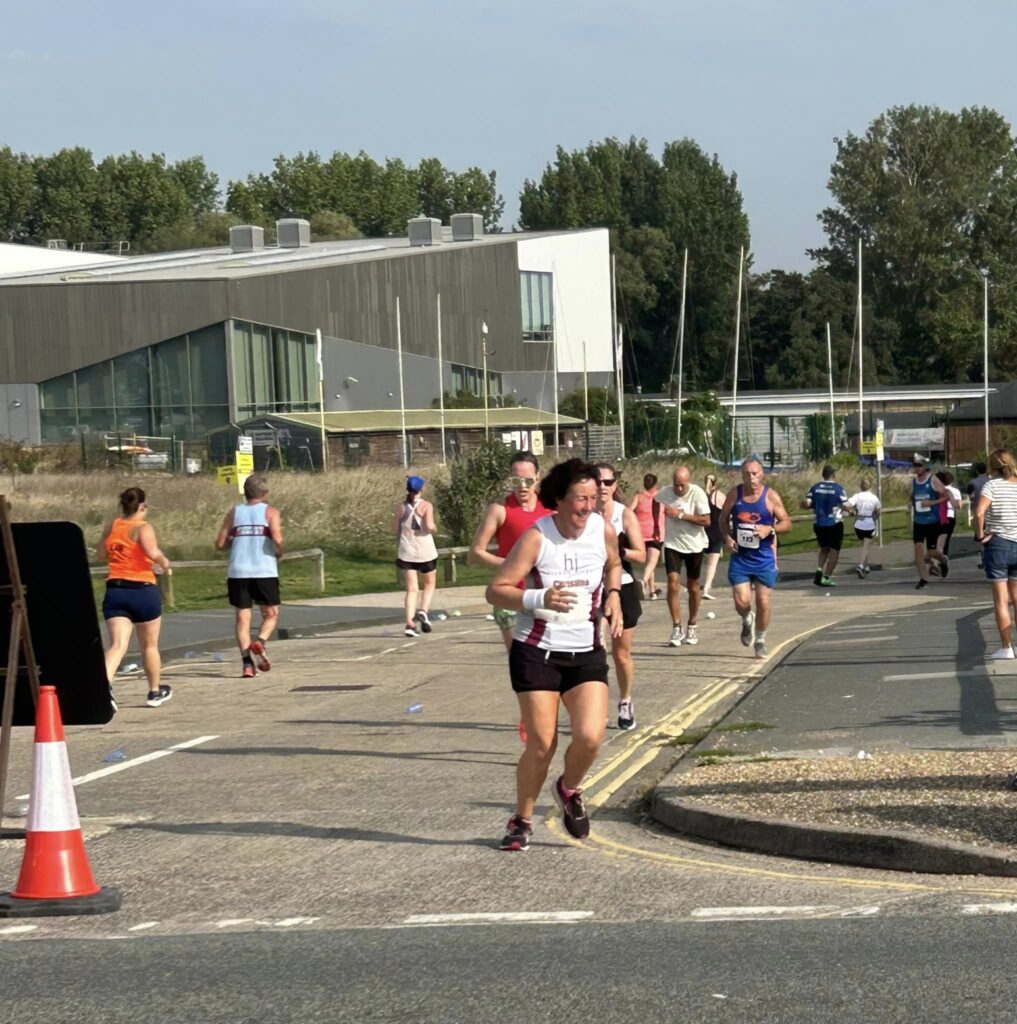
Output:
[415, 610, 433, 634]
[249, 639, 271, 673]
[668, 624, 685, 647]
[618, 699, 635, 731]
[146, 684, 172, 708]
[754, 639, 768, 660]
[939, 556, 950, 579]
[820, 576, 837, 587]
[813, 569, 824, 587]
[649, 589, 658, 601]
[242, 661, 256, 679]
[989, 647, 1016, 660]
[862, 566, 871, 576]
[702, 591, 716, 601]
[501, 814, 532, 852]
[108, 686, 119, 714]
[553, 776, 590, 839]
[855, 565, 865, 579]
[404, 624, 420, 637]
[684, 623, 700, 646]
[916, 579, 929, 590]
[929, 563, 941, 577]
[740, 611, 755, 647]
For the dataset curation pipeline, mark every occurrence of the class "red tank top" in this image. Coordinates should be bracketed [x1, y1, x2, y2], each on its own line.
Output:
[496, 493, 550, 557]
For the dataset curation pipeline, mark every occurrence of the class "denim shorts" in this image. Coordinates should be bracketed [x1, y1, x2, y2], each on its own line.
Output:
[983, 537, 1017, 581]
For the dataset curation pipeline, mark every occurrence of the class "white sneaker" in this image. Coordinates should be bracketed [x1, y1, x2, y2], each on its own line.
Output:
[668, 624, 684, 647]
[989, 647, 1016, 660]
[740, 612, 755, 647]
[684, 624, 700, 645]
[702, 591, 715, 601]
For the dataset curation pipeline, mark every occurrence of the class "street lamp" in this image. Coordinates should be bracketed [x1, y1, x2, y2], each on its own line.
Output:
[481, 319, 492, 439]
[982, 269, 990, 457]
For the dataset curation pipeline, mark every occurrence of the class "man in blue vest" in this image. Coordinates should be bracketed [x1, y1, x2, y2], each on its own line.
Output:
[910, 454, 949, 590]
[804, 465, 847, 587]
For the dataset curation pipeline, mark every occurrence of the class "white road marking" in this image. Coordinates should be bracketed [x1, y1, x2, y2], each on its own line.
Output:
[127, 921, 159, 932]
[816, 636, 898, 645]
[832, 624, 888, 632]
[401, 911, 594, 926]
[691, 905, 841, 920]
[837, 905, 882, 917]
[884, 670, 987, 682]
[16, 735, 220, 801]
[0, 924, 37, 935]
[215, 918, 254, 928]
[274, 916, 320, 927]
[962, 903, 1017, 915]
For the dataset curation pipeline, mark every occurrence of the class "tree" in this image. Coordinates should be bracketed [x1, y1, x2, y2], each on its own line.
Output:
[811, 104, 1017, 383]
[559, 386, 617, 424]
[431, 439, 513, 545]
[309, 210, 362, 241]
[30, 147, 98, 244]
[0, 147, 36, 243]
[520, 137, 749, 391]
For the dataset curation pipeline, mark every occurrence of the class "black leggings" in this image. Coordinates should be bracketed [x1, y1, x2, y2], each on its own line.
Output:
[940, 519, 956, 556]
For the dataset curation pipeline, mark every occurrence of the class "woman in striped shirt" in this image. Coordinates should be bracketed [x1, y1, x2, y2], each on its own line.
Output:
[974, 449, 1017, 659]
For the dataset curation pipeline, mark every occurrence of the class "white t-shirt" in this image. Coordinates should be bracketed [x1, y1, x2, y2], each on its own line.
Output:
[657, 483, 709, 554]
[846, 491, 881, 532]
[945, 484, 962, 521]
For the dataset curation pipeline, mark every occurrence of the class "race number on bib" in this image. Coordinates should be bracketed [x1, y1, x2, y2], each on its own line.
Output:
[736, 524, 760, 550]
[534, 592, 594, 626]
[915, 500, 928, 513]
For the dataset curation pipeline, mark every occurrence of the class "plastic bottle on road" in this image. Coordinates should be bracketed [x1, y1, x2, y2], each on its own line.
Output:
[406, 703, 424, 714]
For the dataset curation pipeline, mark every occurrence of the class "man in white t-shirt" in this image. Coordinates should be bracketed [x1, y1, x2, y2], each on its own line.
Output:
[656, 466, 710, 647]
[844, 478, 881, 578]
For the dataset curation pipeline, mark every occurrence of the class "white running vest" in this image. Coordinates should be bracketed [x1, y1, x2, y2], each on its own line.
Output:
[228, 503, 278, 579]
[514, 513, 607, 652]
[607, 501, 634, 585]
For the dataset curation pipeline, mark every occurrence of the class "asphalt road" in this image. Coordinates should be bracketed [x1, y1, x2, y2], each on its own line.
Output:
[3, 556, 1016, 1022]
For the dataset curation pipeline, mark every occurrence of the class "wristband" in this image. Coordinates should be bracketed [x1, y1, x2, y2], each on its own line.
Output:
[522, 588, 548, 613]
[606, 587, 622, 597]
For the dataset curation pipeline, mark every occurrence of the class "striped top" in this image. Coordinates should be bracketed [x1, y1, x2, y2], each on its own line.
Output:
[982, 478, 1017, 542]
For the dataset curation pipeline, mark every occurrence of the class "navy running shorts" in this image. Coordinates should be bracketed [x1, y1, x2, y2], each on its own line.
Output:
[103, 580, 162, 623]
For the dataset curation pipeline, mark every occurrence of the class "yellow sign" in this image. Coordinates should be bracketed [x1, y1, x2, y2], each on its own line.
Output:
[860, 434, 885, 458]
[216, 466, 237, 486]
[236, 452, 254, 474]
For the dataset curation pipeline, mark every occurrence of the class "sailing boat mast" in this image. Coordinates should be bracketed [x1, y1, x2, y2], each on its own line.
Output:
[676, 248, 688, 447]
[857, 237, 863, 451]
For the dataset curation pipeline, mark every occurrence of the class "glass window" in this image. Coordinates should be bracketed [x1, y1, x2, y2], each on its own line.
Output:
[113, 350, 150, 408]
[41, 374, 75, 409]
[40, 409, 78, 442]
[152, 336, 189, 406]
[76, 407, 116, 435]
[521, 271, 554, 342]
[190, 405, 231, 434]
[188, 324, 227, 405]
[76, 361, 114, 407]
[115, 408, 152, 436]
[451, 364, 465, 395]
[155, 406, 191, 437]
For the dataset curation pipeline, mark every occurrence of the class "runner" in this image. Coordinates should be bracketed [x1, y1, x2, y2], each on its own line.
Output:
[393, 475, 438, 637]
[487, 458, 623, 851]
[932, 470, 962, 561]
[700, 472, 728, 600]
[595, 462, 646, 731]
[100, 486, 173, 707]
[628, 474, 665, 600]
[215, 473, 284, 677]
[718, 458, 792, 659]
[803, 464, 847, 587]
[910, 454, 949, 589]
[469, 452, 549, 651]
[974, 449, 1017, 659]
[968, 461, 990, 568]
[656, 466, 710, 647]
[844, 476, 881, 578]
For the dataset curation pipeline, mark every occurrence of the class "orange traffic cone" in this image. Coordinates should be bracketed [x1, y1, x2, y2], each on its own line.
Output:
[0, 686, 120, 917]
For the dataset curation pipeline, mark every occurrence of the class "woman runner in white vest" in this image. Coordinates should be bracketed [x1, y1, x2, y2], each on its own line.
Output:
[487, 458, 623, 851]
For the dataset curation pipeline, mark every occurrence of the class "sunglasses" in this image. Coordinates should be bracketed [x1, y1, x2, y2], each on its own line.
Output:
[510, 476, 536, 487]
[598, 478, 616, 486]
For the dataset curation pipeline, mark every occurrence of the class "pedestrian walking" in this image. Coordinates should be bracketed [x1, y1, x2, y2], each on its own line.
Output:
[700, 472, 728, 600]
[595, 462, 646, 731]
[487, 458, 623, 851]
[931, 470, 962, 562]
[718, 458, 792, 659]
[803, 465, 847, 587]
[628, 474, 665, 600]
[469, 452, 549, 650]
[393, 474, 438, 638]
[910, 454, 949, 589]
[215, 473, 284, 677]
[968, 461, 990, 568]
[656, 466, 711, 647]
[100, 486, 173, 707]
[975, 449, 1017, 660]
[844, 476, 881, 578]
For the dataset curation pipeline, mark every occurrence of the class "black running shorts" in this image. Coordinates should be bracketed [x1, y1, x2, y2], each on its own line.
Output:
[619, 581, 641, 630]
[813, 523, 844, 550]
[912, 522, 940, 548]
[854, 527, 875, 540]
[228, 577, 281, 609]
[396, 558, 437, 573]
[509, 641, 609, 694]
[664, 548, 704, 581]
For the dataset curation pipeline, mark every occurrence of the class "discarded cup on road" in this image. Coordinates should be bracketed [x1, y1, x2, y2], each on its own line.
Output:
[405, 703, 424, 714]
[119, 663, 140, 675]
[706, 611, 716, 620]
[450, 610, 462, 617]
[103, 747, 126, 763]
[434, 612, 449, 621]
[485, 614, 495, 621]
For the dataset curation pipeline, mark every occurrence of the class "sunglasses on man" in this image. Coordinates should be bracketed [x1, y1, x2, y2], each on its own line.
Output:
[510, 476, 536, 487]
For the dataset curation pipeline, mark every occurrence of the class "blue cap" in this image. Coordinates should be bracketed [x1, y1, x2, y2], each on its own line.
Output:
[406, 475, 426, 491]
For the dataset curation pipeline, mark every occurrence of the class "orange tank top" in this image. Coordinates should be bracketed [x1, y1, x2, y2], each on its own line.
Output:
[105, 518, 156, 584]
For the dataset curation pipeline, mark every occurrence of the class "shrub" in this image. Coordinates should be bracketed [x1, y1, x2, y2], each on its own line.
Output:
[431, 440, 512, 545]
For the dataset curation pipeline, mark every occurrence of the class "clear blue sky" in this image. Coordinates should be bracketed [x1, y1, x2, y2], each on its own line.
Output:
[5, 0, 1017, 271]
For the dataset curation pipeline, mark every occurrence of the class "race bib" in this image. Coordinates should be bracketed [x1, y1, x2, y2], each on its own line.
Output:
[915, 500, 928, 513]
[736, 524, 760, 550]
[533, 590, 593, 625]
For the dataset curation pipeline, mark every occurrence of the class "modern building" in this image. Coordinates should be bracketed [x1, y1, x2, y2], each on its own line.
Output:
[0, 219, 614, 446]
[945, 382, 1017, 463]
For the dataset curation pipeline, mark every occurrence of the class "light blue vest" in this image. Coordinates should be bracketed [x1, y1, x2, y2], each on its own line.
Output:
[227, 503, 279, 579]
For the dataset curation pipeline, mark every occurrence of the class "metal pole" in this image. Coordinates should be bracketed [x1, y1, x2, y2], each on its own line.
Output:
[617, 324, 626, 459]
[826, 321, 836, 455]
[482, 331, 490, 440]
[436, 293, 446, 465]
[676, 247, 688, 447]
[552, 319, 560, 459]
[857, 237, 863, 454]
[582, 338, 589, 425]
[984, 270, 990, 456]
[315, 328, 327, 472]
[731, 245, 744, 459]
[395, 297, 408, 469]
